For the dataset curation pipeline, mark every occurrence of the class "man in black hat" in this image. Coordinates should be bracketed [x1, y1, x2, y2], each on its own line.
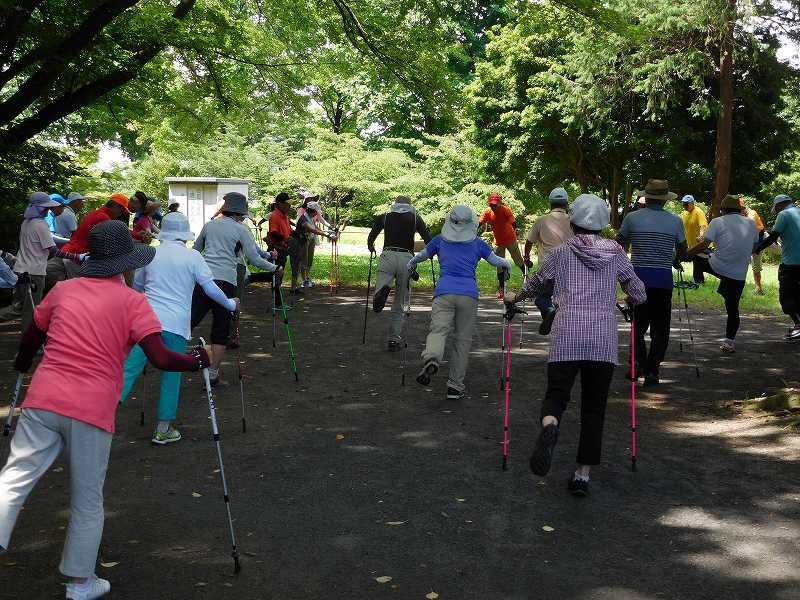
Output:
[616, 179, 687, 386]
[367, 195, 431, 350]
[192, 192, 281, 386]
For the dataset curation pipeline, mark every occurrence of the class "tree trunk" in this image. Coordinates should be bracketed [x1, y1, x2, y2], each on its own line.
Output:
[711, 0, 736, 218]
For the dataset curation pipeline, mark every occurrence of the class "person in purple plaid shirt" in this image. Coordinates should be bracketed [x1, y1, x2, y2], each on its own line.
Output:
[505, 194, 646, 497]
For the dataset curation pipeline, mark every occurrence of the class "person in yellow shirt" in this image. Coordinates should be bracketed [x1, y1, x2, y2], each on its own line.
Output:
[740, 198, 766, 295]
[681, 195, 708, 284]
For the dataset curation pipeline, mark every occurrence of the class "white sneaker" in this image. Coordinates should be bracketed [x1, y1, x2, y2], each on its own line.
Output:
[720, 339, 735, 353]
[65, 574, 110, 599]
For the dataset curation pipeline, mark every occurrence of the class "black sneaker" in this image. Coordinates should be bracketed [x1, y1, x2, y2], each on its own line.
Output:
[289, 288, 304, 296]
[446, 387, 465, 400]
[567, 477, 590, 497]
[416, 360, 438, 386]
[538, 306, 557, 335]
[784, 327, 800, 341]
[373, 285, 390, 313]
[387, 339, 400, 351]
[529, 423, 559, 476]
[643, 374, 660, 387]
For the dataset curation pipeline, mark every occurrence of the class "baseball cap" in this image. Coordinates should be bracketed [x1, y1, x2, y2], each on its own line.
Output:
[681, 195, 695, 204]
[109, 192, 130, 214]
[773, 194, 793, 211]
[488, 193, 501, 206]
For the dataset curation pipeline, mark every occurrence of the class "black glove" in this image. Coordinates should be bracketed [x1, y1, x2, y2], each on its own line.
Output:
[409, 269, 420, 281]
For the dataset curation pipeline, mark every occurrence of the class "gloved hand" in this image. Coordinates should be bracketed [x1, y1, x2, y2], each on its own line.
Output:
[409, 269, 420, 281]
[406, 259, 416, 272]
[672, 259, 684, 272]
[187, 346, 211, 371]
[368, 245, 376, 255]
[231, 297, 241, 314]
[77, 253, 89, 263]
[524, 258, 534, 270]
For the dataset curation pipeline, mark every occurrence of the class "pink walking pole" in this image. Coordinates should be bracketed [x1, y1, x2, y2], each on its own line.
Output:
[630, 314, 637, 472]
[502, 319, 512, 471]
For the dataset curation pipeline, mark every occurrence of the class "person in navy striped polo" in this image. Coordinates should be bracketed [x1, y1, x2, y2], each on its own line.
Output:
[616, 179, 687, 387]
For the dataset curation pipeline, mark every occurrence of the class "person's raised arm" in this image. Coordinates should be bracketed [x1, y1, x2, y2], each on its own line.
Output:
[140, 333, 209, 372]
[756, 230, 780, 254]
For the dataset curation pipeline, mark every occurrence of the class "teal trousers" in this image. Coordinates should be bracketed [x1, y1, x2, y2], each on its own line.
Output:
[120, 331, 187, 421]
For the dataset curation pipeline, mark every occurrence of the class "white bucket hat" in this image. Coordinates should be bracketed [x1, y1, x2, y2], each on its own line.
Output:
[570, 194, 609, 231]
[441, 205, 478, 243]
[157, 211, 195, 242]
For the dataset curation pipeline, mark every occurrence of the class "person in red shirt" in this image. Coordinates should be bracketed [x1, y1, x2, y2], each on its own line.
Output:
[0, 220, 208, 599]
[267, 193, 300, 305]
[62, 193, 130, 257]
[479, 193, 524, 297]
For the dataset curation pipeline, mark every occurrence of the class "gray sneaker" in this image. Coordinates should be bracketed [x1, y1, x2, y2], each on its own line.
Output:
[152, 427, 181, 445]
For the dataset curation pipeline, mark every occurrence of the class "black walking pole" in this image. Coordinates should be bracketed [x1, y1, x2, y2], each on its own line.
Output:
[362, 251, 375, 344]
[430, 258, 437, 287]
[199, 338, 242, 574]
[2, 373, 23, 441]
[234, 315, 246, 433]
[677, 270, 701, 378]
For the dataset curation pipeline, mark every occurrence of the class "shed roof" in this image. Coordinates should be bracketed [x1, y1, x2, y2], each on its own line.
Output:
[164, 177, 250, 184]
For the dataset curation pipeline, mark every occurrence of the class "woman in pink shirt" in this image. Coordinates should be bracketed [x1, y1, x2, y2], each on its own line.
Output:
[0, 221, 209, 600]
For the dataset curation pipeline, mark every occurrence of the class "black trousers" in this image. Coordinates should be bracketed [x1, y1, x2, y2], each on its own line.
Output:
[691, 257, 706, 284]
[191, 279, 238, 345]
[634, 287, 672, 377]
[693, 257, 745, 339]
[542, 361, 615, 466]
[778, 264, 800, 322]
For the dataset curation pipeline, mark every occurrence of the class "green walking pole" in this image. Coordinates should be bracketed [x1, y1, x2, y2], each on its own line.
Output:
[277, 286, 299, 382]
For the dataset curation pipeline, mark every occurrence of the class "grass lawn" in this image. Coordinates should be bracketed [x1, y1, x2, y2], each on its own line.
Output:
[305, 253, 785, 316]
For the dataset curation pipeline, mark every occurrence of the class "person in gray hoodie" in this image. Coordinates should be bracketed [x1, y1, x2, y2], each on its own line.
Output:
[505, 194, 646, 496]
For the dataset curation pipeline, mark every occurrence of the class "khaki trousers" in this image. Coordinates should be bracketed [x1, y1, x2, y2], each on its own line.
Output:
[0, 408, 112, 577]
[422, 294, 478, 392]
[494, 243, 524, 270]
[375, 249, 412, 340]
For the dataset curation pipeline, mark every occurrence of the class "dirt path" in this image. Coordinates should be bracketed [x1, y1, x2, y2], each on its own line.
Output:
[0, 285, 798, 599]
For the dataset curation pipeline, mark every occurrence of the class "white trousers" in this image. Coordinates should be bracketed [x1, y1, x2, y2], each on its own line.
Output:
[0, 408, 112, 577]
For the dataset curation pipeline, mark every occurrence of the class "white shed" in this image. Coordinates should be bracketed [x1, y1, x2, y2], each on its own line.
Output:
[165, 177, 251, 237]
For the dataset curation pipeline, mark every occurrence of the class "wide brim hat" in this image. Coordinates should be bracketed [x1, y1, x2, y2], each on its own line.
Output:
[24, 191, 61, 218]
[79, 220, 155, 278]
[157, 211, 195, 242]
[220, 192, 250, 215]
[773, 194, 793, 212]
[570, 194, 610, 231]
[641, 179, 677, 202]
[442, 205, 478, 243]
[66, 192, 85, 203]
[720, 194, 741, 210]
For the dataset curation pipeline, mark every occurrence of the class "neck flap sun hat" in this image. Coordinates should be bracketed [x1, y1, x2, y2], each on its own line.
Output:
[80, 220, 156, 278]
[24, 191, 61, 219]
[642, 179, 677, 202]
[221, 192, 249, 215]
[549, 187, 569, 207]
[158, 212, 195, 242]
[773, 194, 793, 212]
[442, 205, 478, 243]
[570, 194, 609, 231]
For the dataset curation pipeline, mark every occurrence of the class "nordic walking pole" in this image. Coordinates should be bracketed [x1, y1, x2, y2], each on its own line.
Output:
[400, 270, 418, 386]
[519, 262, 529, 349]
[501, 299, 525, 471]
[677, 270, 701, 378]
[277, 286, 299, 381]
[199, 338, 241, 574]
[498, 269, 510, 391]
[617, 302, 637, 471]
[674, 286, 685, 352]
[430, 257, 436, 287]
[362, 251, 375, 345]
[2, 373, 23, 440]
[271, 273, 277, 349]
[234, 314, 246, 433]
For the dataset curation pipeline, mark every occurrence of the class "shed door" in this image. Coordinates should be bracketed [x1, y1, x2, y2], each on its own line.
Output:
[187, 186, 204, 237]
